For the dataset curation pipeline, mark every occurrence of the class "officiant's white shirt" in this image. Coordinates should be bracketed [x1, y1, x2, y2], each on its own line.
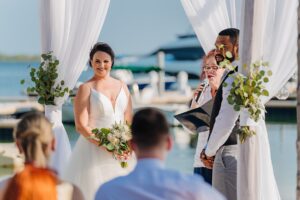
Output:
[95, 158, 225, 200]
[191, 86, 212, 168]
[205, 66, 240, 157]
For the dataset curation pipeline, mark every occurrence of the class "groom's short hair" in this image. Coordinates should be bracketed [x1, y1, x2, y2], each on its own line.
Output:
[131, 108, 169, 149]
[218, 28, 239, 45]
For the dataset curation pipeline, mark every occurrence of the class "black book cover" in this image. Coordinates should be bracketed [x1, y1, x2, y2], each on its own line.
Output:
[174, 99, 214, 133]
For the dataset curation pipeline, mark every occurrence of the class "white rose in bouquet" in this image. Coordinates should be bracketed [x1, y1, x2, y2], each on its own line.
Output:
[121, 131, 132, 141]
[112, 129, 122, 138]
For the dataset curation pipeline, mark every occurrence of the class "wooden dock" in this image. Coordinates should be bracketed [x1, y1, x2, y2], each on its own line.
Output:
[0, 95, 296, 131]
[266, 99, 296, 108]
[0, 143, 23, 176]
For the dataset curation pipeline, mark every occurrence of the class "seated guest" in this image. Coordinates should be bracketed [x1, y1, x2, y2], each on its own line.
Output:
[0, 112, 84, 200]
[2, 165, 58, 200]
[191, 49, 225, 184]
[95, 108, 224, 200]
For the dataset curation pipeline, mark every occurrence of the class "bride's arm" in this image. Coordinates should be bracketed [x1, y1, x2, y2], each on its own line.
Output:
[123, 84, 133, 124]
[74, 84, 98, 146]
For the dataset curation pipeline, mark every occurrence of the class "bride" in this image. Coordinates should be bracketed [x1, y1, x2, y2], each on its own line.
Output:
[63, 42, 136, 200]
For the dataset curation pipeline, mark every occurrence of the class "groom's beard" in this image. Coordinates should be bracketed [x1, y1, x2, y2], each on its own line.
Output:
[215, 54, 224, 65]
[215, 53, 235, 65]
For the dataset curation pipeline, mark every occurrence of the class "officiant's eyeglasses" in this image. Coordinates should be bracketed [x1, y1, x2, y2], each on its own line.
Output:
[203, 65, 219, 71]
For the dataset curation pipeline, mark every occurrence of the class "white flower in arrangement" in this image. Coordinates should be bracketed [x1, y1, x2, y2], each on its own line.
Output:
[123, 125, 131, 136]
[107, 134, 120, 146]
[107, 134, 114, 143]
[110, 137, 120, 146]
[121, 131, 132, 141]
[111, 129, 122, 138]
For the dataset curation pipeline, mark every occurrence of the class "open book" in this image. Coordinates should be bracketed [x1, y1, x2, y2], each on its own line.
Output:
[174, 99, 214, 134]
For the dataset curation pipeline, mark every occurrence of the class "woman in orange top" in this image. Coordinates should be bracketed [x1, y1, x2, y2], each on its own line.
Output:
[0, 112, 84, 200]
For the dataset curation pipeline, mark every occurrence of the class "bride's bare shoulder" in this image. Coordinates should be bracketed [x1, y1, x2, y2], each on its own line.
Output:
[77, 82, 92, 95]
[110, 77, 121, 84]
[113, 78, 130, 96]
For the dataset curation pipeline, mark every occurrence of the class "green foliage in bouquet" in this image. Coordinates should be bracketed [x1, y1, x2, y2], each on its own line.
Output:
[91, 122, 132, 168]
[20, 52, 71, 105]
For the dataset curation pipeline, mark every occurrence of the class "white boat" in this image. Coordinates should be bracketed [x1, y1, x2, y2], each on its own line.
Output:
[116, 34, 204, 77]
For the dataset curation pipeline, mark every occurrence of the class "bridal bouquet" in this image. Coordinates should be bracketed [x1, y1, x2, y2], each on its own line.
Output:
[91, 122, 132, 168]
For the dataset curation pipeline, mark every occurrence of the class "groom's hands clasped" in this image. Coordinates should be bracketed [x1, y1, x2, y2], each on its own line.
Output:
[200, 149, 214, 169]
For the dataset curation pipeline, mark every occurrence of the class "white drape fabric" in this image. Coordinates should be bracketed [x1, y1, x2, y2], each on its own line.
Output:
[238, 0, 298, 199]
[40, 0, 110, 174]
[181, 0, 298, 199]
[180, 0, 241, 53]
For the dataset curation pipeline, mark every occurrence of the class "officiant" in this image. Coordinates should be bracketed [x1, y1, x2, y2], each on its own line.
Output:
[191, 49, 225, 184]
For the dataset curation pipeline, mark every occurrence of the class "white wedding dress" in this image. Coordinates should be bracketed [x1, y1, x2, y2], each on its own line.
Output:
[63, 87, 136, 200]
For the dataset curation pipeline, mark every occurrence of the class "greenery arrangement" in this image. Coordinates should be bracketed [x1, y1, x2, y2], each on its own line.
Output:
[220, 52, 272, 143]
[20, 52, 71, 105]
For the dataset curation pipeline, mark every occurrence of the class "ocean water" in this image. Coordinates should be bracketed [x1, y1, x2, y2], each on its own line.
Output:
[0, 61, 297, 200]
[0, 61, 94, 97]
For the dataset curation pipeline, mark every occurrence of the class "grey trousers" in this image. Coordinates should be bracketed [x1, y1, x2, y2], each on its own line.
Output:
[212, 145, 237, 200]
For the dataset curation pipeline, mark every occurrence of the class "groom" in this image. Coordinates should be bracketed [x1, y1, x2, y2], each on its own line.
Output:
[200, 28, 240, 200]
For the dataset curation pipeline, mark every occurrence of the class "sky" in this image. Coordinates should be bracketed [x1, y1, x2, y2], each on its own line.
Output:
[0, 0, 192, 56]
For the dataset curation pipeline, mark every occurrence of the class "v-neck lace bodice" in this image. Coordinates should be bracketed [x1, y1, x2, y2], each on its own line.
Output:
[89, 87, 128, 129]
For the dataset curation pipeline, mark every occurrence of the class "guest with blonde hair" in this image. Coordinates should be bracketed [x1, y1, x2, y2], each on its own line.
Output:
[0, 112, 84, 200]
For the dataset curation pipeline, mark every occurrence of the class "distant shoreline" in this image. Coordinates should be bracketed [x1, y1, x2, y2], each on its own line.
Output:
[0, 54, 39, 62]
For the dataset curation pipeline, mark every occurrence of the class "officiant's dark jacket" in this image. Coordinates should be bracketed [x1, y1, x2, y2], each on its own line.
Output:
[208, 69, 239, 146]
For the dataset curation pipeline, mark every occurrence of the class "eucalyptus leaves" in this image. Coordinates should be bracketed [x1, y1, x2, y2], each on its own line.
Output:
[21, 52, 71, 105]
[224, 60, 272, 143]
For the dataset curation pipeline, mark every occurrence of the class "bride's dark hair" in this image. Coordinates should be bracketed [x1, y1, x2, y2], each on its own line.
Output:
[89, 42, 115, 67]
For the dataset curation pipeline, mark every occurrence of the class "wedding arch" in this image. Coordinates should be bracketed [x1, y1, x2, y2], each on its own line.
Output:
[38, 1, 298, 197]
[181, 0, 298, 199]
[40, 0, 111, 174]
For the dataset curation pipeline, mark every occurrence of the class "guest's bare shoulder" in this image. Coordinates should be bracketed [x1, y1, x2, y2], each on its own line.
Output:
[57, 180, 85, 200]
[0, 177, 11, 200]
[72, 184, 85, 200]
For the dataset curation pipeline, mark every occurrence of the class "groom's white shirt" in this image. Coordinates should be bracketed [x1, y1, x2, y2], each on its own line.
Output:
[205, 62, 240, 157]
[95, 158, 225, 200]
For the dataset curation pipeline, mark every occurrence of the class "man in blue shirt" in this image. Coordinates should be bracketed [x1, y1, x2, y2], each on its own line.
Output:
[95, 108, 225, 200]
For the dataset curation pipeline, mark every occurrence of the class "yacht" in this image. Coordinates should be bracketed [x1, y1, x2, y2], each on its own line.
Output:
[116, 34, 205, 78]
